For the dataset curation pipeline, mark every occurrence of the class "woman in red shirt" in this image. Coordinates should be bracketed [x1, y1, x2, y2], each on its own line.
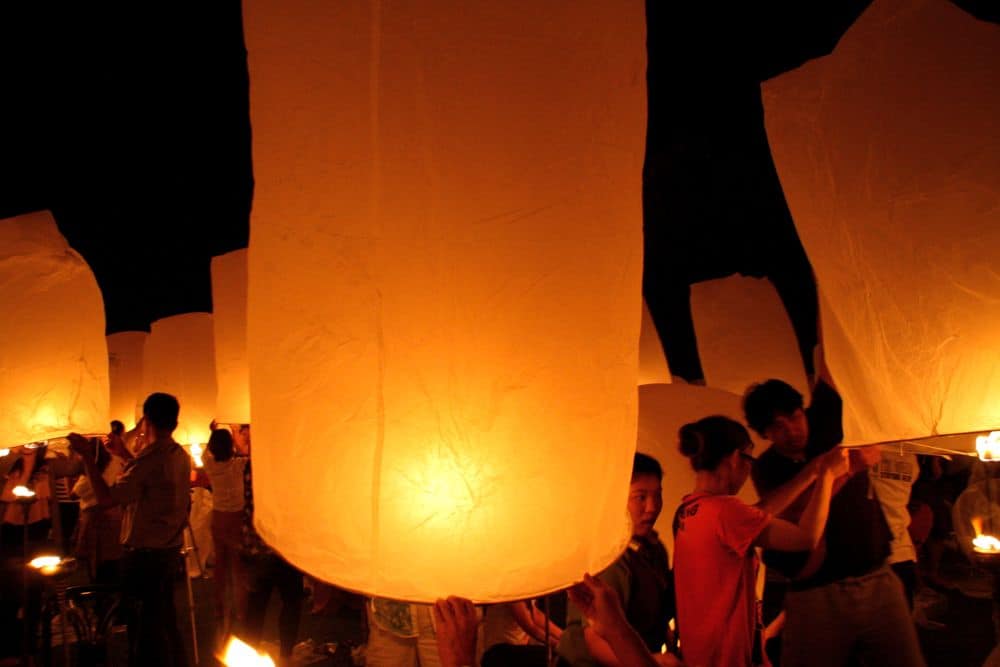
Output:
[672, 416, 846, 667]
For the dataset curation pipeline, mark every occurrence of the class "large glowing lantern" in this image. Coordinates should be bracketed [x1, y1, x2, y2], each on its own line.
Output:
[637, 383, 762, 559]
[0, 211, 109, 447]
[691, 275, 809, 399]
[763, 0, 1000, 450]
[211, 249, 250, 425]
[107, 331, 147, 428]
[245, 2, 645, 601]
[142, 313, 217, 448]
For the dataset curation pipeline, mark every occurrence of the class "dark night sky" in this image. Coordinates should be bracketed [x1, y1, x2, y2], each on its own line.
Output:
[2, 1, 995, 381]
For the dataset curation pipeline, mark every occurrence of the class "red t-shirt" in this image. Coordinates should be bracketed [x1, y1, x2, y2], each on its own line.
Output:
[673, 492, 771, 667]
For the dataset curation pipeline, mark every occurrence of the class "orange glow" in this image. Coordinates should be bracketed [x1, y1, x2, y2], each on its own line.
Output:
[0, 211, 109, 448]
[221, 636, 275, 667]
[976, 432, 1000, 462]
[245, 1, 645, 602]
[970, 517, 1000, 554]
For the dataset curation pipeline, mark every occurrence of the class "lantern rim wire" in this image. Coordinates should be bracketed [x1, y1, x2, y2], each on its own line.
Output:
[843, 428, 1000, 458]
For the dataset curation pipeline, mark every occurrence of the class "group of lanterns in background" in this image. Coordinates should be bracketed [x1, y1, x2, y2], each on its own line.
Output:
[0, 0, 998, 613]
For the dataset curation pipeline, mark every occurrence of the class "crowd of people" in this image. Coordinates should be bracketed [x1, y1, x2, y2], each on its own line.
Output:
[0, 360, 980, 666]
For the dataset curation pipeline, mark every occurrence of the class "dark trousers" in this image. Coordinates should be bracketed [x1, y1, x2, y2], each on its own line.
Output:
[244, 553, 303, 658]
[120, 547, 188, 667]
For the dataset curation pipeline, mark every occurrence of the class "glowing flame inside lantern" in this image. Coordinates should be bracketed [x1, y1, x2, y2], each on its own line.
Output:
[189, 442, 205, 469]
[12, 485, 36, 499]
[970, 517, 1000, 554]
[221, 636, 275, 667]
[976, 431, 1000, 462]
[0, 449, 9, 457]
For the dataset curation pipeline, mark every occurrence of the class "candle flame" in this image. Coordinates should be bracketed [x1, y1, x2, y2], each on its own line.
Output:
[0, 449, 10, 457]
[12, 485, 36, 498]
[221, 636, 275, 667]
[973, 534, 1000, 554]
[976, 431, 1000, 461]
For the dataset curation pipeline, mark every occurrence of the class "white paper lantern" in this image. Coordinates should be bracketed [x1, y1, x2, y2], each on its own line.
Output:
[763, 0, 1000, 450]
[637, 383, 761, 559]
[691, 275, 809, 399]
[212, 249, 250, 425]
[245, 1, 645, 602]
[142, 313, 217, 447]
[107, 331, 147, 429]
[0, 211, 109, 447]
[639, 299, 673, 386]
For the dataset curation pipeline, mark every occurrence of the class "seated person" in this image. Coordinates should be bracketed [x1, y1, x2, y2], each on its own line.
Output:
[558, 453, 678, 666]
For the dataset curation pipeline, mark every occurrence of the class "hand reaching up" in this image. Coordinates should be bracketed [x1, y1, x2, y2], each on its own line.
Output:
[432, 597, 478, 667]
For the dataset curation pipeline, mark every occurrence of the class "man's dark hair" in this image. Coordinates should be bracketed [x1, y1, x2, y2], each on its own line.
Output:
[743, 379, 804, 437]
[110, 420, 125, 436]
[632, 451, 663, 481]
[208, 428, 234, 462]
[142, 392, 180, 432]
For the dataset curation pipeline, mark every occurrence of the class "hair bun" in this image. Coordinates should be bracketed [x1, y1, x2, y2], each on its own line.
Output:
[678, 423, 704, 460]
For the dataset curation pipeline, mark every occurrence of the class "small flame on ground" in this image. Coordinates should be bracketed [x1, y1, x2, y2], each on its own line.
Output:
[221, 636, 275, 667]
[976, 431, 1000, 461]
[12, 485, 36, 498]
[28, 555, 62, 575]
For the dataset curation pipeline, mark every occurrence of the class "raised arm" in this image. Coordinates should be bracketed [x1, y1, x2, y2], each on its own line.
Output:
[756, 450, 846, 551]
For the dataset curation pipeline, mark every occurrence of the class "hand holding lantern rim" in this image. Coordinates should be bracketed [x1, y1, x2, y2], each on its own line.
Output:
[432, 596, 479, 667]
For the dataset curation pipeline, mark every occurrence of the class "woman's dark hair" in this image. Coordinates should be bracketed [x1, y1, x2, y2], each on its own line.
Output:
[742, 379, 804, 437]
[208, 428, 234, 463]
[678, 416, 751, 472]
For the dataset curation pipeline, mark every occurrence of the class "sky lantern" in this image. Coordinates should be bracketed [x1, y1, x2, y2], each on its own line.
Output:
[212, 249, 250, 425]
[0, 211, 109, 447]
[142, 313, 217, 450]
[244, 1, 645, 601]
[637, 383, 762, 559]
[107, 331, 147, 428]
[763, 0, 1000, 453]
[691, 275, 809, 399]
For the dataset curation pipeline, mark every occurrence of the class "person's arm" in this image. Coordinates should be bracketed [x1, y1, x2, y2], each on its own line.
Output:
[569, 574, 676, 667]
[511, 601, 560, 647]
[69, 433, 150, 507]
[756, 457, 841, 551]
[433, 597, 479, 667]
[755, 447, 846, 518]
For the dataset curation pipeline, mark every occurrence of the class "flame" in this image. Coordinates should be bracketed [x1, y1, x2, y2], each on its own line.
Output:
[0, 449, 9, 457]
[28, 555, 62, 575]
[970, 517, 1000, 554]
[189, 442, 205, 469]
[976, 431, 1000, 461]
[221, 636, 275, 667]
[12, 485, 36, 498]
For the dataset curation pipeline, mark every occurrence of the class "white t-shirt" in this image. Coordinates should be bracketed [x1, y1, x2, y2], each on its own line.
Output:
[202, 452, 248, 513]
[72, 456, 125, 510]
[869, 450, 918, 564]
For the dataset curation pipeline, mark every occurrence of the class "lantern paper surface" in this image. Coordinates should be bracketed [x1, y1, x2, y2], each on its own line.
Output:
[0, 211, 109, 447]
[637, 383, 761, 559]
[639, 300, 673, 386]
[142, 313, 217, 447]
[763, 0, 1000, 447]
[245, 1, 645, 602]
[212, 249, 250, 425]
[691, 275, 809, 399]
[107, 331, 147, 428]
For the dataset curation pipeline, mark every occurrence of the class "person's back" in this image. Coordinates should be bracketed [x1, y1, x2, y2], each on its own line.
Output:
[674, 492, 767, 667]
